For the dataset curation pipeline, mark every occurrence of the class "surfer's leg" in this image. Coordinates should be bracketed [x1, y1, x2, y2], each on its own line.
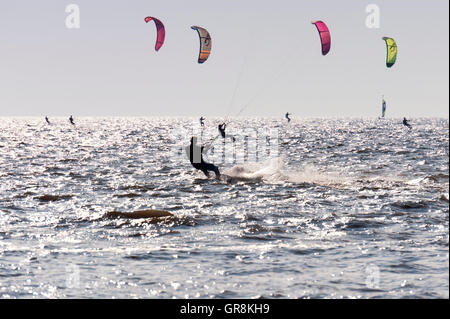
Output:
[213, 165, 220, 179]
[193, 162, 210, 177]
[203, 162, 220, 178]
[201, 168, 210, 177]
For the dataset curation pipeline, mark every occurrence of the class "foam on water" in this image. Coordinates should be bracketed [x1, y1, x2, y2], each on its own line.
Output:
[225, 157, 380, 187]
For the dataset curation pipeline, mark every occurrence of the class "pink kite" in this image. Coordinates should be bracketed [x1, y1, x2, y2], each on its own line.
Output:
[311, 20, 331, 56]
[144, 16, 165, 51]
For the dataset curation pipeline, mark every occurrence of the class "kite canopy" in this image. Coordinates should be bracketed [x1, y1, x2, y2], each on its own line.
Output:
[382, 37, 397, 68]
[191, 26, 212, 63]
[144, 16, 165, 51]
[311, 20, 331, 56]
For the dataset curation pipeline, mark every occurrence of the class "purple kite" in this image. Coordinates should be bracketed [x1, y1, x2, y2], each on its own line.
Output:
[311, 20, 331, 56]
[144, 16, 165, 51]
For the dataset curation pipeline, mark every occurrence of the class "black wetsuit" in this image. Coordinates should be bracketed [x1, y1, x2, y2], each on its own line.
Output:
[200, 117, 205, 127]
[188, 140, 220, 178]
[69, 116, 75, 125]
[218, 123, 226, 138]
[45, 117, 50, 124]
[403, 118, 412, 129]
[285, 113, 291, 122]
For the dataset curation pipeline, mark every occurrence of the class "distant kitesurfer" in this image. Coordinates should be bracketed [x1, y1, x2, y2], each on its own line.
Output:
[218, 123, 226, 138]
[45, 116, 50, 124]
[185, 136, 220, 179]
[218, 123, 236, 142]
[69, 115, 75, 125]
[200, 117, 205, 127]
[285, 112, 291, 123]
[403, 117, 412, 129]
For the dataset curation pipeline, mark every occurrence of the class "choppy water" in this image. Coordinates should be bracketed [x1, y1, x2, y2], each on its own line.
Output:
[0, 117, 448, 299]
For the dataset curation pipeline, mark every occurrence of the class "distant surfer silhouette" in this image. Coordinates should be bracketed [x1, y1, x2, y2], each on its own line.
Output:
[45, 116, 50, 124]
[200, 117, 205, 127]
[402, 117, 412, 129]
[218, 123, 226, 138]
[285, 112, 291, 123]
[186, 137, 220, 179]
[69, 115, 75, 125]
[218, 123, 236, 142]
[381, 98, 386, 118]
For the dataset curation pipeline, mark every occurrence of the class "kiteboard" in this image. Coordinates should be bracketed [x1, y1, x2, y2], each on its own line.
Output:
[217, 174, 237, 184]
[215, 174, 263, 184]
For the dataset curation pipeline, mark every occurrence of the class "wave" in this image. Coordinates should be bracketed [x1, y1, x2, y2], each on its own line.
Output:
[35, 194, 73, 202]
[389, 200, 431, 210]
[223, 157, 349, 186]
[105, 210, 172, 219]
[115, 193, 141, 198]
[426, 173, 449, 183]
[223, 158, 282, 183]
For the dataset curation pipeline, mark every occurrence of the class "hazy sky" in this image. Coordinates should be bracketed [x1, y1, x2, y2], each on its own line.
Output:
[0, 0, 448, 117]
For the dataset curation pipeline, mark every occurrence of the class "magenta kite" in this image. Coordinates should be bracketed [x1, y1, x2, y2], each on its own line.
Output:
[311, 20, 331, 56]
[144, 16, 165, 51]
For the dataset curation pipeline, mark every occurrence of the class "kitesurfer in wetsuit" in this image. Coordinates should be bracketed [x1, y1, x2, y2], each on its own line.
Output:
[218, 123, 226, 138]
[185, 136, 220, 178]
[69, 115, 75, 125]
[285, 112, 291, 123]
[200, 117, 205, 127]
[402, 117, 412, 129]
[45, 116, 50, 124]
[218, 123, 236, 142]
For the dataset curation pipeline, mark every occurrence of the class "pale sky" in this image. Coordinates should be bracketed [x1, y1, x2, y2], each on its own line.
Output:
[0, 0, 448, 117]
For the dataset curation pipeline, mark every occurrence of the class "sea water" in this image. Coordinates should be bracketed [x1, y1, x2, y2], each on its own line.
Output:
[0, 117, 448, 298]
